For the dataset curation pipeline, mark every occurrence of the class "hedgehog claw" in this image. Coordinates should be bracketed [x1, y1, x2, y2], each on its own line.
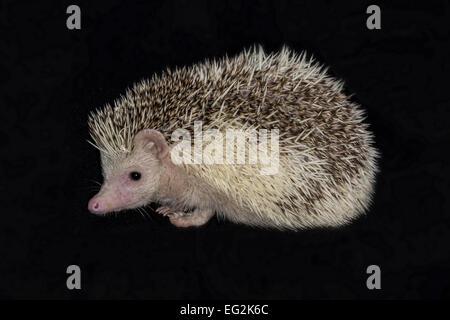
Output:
[168, 208, 214, 228]
[156, 206, 175, 216]
[156, 206, 191, 218]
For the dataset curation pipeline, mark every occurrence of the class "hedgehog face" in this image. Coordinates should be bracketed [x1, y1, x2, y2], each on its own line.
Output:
[88, 129, 169, 215]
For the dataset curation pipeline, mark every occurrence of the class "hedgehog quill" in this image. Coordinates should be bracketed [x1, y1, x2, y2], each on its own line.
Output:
[87, 46, 378, 230]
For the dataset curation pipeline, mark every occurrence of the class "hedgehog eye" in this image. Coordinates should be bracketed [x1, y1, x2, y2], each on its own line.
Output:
[130, 171, 141, 181]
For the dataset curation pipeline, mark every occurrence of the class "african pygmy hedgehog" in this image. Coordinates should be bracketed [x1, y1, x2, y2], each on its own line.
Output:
[87, 46, 378, 230]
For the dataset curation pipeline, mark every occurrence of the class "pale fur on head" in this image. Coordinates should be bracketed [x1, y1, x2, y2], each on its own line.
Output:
[88, 45, 379, 230]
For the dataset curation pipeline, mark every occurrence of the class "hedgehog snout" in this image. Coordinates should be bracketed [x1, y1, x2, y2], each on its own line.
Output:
[88, 177, 137, 215]
[88, 195, 109, 215]
[88, 187, 120, 215]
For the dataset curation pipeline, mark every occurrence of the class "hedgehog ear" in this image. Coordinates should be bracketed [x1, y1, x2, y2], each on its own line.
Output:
[133, 129, 169, 160]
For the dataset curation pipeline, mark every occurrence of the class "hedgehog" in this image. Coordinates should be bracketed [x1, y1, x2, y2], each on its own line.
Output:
[87, 46, 378, 230]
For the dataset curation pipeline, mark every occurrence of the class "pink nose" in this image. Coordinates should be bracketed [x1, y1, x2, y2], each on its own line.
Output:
[88, 197, 107, 214]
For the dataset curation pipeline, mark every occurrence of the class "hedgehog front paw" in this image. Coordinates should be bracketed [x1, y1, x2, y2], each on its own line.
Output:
[157, 205, 192, 218]
[169, 208, 214, 228]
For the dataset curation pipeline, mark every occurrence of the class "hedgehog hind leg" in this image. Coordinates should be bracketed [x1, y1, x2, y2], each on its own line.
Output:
[169, 208, 215, 228]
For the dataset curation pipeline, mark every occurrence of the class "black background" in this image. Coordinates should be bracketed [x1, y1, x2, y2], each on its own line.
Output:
[1, 0, 449, 299]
